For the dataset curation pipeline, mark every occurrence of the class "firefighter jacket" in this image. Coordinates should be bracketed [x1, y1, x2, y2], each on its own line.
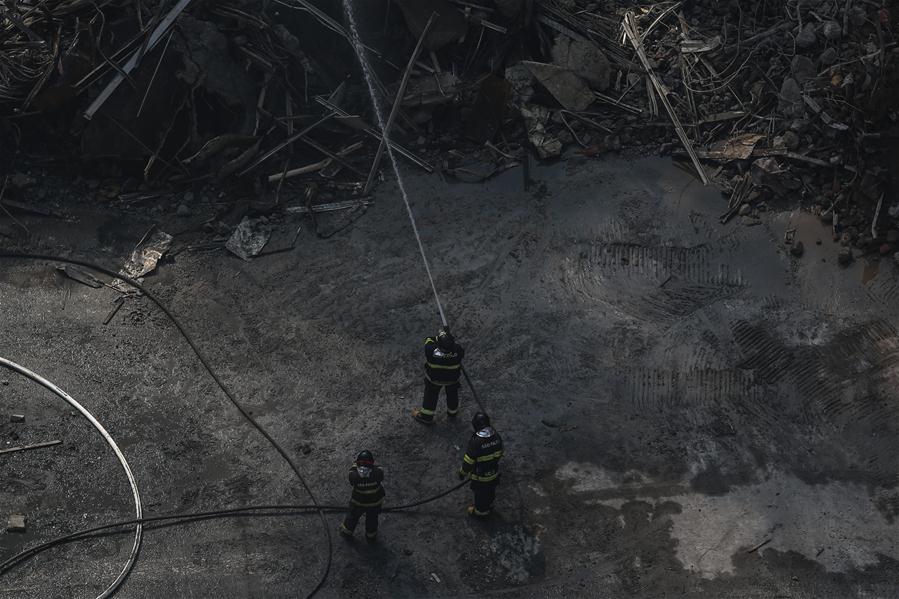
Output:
[460, 426, 503, 483]
[424, 337, 464, 386]
[348, 465, 385, 507]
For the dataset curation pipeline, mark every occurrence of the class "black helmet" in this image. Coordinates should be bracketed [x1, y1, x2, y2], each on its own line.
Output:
[436, 326, 454, 348]
[471, 412, 490, 431]
[355, 450, 374, 466]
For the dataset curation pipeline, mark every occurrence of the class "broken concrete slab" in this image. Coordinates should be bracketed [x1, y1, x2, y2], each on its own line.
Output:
[522, 61, 594, 111]
[551, 37, 611, 92]
[7, 515, 26, 532]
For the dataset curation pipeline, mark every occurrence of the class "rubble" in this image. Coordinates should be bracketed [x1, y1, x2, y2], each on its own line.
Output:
[551, 38, 611, 91]
[523, 61, 594, 111]
[0, 0, 896, 268]
[121, 230, 173, 279]
[226, 216, 272, 261]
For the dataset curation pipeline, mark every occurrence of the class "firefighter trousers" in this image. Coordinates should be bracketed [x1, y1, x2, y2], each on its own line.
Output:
[420, 379, 460, 421]
[471, 479, 498, 516]
[343, 504, 381, 538]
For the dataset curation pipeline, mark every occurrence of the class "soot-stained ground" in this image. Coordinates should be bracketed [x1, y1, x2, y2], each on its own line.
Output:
[1, 156, 898, 598]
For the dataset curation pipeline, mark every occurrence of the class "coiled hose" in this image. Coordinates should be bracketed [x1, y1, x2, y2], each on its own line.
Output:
[0, 356, 143, 599]
[0, 252, 332, 598]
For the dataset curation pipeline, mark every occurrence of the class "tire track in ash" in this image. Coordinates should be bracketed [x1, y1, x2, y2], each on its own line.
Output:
[562, 241, 745, 322]
[865, 276, 899, 318]
[731, 321, 795, 384]
[625, 368, 766, 430]
[732, 319, 899, 487]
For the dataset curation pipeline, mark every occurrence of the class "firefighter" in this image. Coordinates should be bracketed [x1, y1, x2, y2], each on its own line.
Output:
[338, 450, 385, 543]
[458, 412, 503, 517]
[412, 327, 465, 425]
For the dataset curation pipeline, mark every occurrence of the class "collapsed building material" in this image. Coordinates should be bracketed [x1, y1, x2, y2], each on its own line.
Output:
[622, 11, 708, 185]
[57, 266, 103, 289]
[550, 37, 611, 92]
[268, 142, 364, 183]
[363, 12, 438, 194]
[285, 199, 372, 215]
[523, 61, 594, 112]
[520, 104, 562, 159]
[226, 216, 272, 261]
[84, 0, 195, 120]
[121, 230, 173, 279]
[315, 97, 434, 173]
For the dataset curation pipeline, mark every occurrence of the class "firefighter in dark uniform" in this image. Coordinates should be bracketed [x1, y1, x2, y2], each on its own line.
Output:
[338, 450, 385, 543]
[458, 412, 504, 517]
[412, 327, 464, 425]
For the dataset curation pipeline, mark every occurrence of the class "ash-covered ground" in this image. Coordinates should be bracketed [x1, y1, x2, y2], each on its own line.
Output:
[1, 156, 899, 598]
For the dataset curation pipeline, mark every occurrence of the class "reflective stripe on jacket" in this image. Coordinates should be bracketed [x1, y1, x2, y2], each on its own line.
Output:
[424, 337, 464, 385]
[460, 426, 503, 482]
[349, 465, 385, 507]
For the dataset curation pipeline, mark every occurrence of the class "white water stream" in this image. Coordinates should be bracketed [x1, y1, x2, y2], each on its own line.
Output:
[341, 0, 448, 327]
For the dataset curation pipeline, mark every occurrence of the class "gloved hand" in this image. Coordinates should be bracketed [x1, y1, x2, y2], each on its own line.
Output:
[457, 469, 467, 481]
[441, 325, 451, 336]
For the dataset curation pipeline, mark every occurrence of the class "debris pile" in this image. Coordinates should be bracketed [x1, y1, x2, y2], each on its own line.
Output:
[1, 0, 898, 260]
[500, 1, 899, 257]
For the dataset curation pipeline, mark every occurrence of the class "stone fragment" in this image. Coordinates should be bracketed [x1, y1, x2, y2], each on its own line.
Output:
[821, 21, 842, 41]
[551, 37, 611, 91]
[819, 47, 838, 66]
[774, 130, 801, 150]
[7, 515, 26, 532]
[10, 414, 24, 423]
[523, 61, 594, 111]
[796, 23, 817, 49]
[791, 55, 816, 83]
[779, 78, 804, 117]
